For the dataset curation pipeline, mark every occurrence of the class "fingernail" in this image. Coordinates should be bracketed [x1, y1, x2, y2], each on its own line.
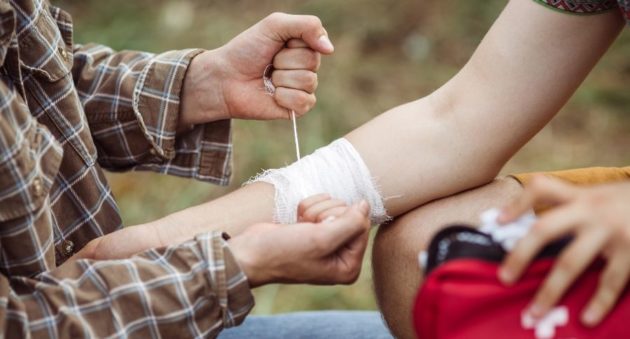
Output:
[323, 215, 336, 223]
[582, 309, 599, 327]
[318, 35, 334, 52]
[498, 268, 513, 284]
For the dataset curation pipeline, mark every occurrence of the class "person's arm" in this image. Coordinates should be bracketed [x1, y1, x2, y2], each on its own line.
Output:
[72, 13, 333, 183]
[2, 232, 254, 338]
[1, 196, 369, 338]
[79, 0, 624, 259]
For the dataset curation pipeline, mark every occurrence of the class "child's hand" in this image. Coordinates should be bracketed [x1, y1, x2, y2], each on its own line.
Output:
[498, 175, 630, 327]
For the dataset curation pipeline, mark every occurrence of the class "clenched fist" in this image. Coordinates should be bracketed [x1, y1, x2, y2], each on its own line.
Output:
[180, 12, 333, 127]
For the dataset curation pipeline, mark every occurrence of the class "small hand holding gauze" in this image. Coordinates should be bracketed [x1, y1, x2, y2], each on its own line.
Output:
[479, 208, 536, 251]
[248, 138, 389, 225]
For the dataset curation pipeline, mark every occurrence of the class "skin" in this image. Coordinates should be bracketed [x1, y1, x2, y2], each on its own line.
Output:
[74, 1, 624, 334]
[499, 176, 630, 327]
[230, 195, 371, 287]
[372, 177, 524, 339]
[179, 12, 334, 127]
[77, 0, 623, 256]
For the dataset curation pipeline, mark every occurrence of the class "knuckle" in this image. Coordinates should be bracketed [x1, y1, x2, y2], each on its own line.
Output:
[305, 15, 322, 28]
[309, 52, 321, 70]
[298, 96, 314, 114]
[302, 210, 317, 222]
[297, 201, 308, 215]
[308, 73, 318, 91]
[266, 12, 286, 23]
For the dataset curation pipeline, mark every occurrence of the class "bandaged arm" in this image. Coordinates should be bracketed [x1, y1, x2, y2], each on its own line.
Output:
[83, 0, 623, 258]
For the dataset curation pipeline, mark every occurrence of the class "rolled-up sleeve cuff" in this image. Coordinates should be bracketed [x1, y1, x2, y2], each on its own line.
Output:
[132, 48, 233, 185]
[197, 232, 255, 328]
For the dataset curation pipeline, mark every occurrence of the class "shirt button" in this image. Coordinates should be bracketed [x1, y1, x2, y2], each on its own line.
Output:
[59, 47, 69, 60]
[149, 148, 164, 158]
[61, 240, 74, 256]
[32, 178, 44, 197]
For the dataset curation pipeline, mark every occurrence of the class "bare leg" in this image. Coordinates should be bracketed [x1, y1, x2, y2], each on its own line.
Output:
[372, 177, 523, 339]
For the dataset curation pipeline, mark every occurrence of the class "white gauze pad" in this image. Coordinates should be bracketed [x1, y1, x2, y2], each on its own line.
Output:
[247, 138, 390, 224]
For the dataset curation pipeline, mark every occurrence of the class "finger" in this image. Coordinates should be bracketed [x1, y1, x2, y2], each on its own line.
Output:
[273, 47, 321, 71]
[286, 38, 309, 48]
[317, 206, 348, 223]
[527, 231, 607, 318]
[302, 199, 347, 223]
[297, 193, 331, 220]
[313, 201, 370, 253]
[499, 204, 586, 284]
[273, 87, 316, 116]
[499, 175, 576, 223]
[330, 230, 371, 284]
[582, 249, 630, 327]
[261, 13, 334, 54]
[272, 70, 318, 94]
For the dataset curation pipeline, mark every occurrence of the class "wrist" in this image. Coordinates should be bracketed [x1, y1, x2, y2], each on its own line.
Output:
[228, 236, 268, 288]
[180, 49, 230, 128]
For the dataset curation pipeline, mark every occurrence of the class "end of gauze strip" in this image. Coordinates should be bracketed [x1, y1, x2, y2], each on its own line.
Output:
[246, 138, 390, 225]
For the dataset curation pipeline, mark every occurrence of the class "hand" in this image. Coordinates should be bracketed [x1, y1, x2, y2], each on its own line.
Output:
[297, 193, 349, 223]
[497, 175, 630, 327]
[229, 196, 370, 288]
[180, 12, 333, 127]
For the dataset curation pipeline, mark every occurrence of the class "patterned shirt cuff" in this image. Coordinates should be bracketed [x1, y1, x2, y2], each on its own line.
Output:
[532, 0, 618, 15]
[132, 48, 233, 185]
[197, 231, 255, 329]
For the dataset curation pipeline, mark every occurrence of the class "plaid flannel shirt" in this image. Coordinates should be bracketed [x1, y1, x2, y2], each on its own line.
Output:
[0, 0, 253, 337]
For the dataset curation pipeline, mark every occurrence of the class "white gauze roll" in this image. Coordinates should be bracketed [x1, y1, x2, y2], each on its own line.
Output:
[247, 138, 390, 224]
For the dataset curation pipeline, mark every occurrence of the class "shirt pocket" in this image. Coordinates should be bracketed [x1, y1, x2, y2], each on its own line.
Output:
[0, 112, 63, 223]
[17, 6, 97, 166]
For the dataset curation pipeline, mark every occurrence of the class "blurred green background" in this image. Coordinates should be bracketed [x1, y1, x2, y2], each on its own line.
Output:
[56, 0, 630, 315]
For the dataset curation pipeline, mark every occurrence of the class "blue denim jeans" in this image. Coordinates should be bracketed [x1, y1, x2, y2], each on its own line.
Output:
[218, 311, 393, 339]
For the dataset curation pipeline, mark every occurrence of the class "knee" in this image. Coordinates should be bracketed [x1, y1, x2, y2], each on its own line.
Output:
[373, 214, 428, 339]
[372, 177, 523, 338]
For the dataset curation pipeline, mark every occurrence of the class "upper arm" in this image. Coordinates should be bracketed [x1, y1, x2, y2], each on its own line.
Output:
[346, 0, 624, 216]
[440, 0, 624, 165]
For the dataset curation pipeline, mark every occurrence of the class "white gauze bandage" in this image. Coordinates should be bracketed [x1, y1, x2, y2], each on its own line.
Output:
[247, 138, 390, 224]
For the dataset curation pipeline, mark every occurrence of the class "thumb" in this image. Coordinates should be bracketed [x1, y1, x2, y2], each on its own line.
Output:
[315, 201, 370, 253]
[261, 13, 334, 54]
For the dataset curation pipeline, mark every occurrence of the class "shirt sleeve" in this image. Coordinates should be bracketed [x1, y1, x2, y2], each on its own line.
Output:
[2, 232, 254, 339]
[532, 0, 618, 15]
[72, 44, 233, 185]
